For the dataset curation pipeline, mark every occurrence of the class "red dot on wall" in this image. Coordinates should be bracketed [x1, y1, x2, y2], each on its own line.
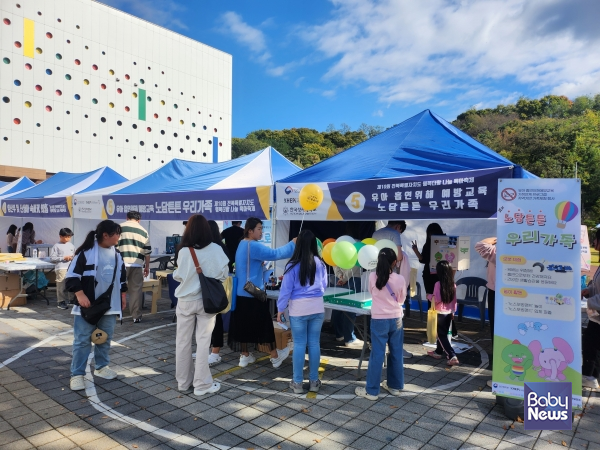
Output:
[92, 64, 98, 70]
[14, 41, 21, 48]
[214, 128, 217, 132]
[100, 84, 106, 89]
[125, 106, 130, 112]
[219, 142, 222, 147]
[3, 18, 11, 25]
[125, 74, 130, 80]
[167, 117, 171, 122]
[55, 89, 62, 96]
[74, 59, 80, 65]
[153, 113, 158, 119]
[35, 85, 42, 91]
[117, 88, 122, 94]
[46, 32, 52, 38]
[13, 118, 20, 124]
[45, 105, 52, 112]
[25, 63, 32, 70]
[147, 127, 151, 132]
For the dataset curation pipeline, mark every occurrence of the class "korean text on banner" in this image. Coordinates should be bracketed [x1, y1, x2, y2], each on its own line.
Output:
[492, 178, 582, 409]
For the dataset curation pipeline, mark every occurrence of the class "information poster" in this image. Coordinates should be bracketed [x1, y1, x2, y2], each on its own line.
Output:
[492, 179, 582, 409]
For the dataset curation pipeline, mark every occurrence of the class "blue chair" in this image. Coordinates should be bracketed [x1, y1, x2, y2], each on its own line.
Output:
[167, 274, 180, 323]
[456, 277, 488, 330]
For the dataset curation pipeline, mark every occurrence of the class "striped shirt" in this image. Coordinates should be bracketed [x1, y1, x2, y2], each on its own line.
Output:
[117, 220, 151, 267]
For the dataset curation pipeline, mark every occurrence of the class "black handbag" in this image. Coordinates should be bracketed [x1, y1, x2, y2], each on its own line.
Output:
[188, 248, 229, 314]
[80, 253, 118, 325]
[242, 241, 268, 302]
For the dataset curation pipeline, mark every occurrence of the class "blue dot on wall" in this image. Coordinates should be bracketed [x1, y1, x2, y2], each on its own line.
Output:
[74, 94, 80, 100]
[14, 80, 21, 86]
[46, 69, 52, 75]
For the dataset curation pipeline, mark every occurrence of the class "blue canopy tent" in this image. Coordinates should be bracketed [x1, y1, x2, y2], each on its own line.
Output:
[0, 177, 36, 199]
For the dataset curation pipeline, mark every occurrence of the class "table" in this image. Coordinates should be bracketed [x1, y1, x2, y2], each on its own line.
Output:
[155, 269, 174, 286]
[142, 279, 162, 314]
[26, 244, 53, 258]
[0, 258, 55, 309]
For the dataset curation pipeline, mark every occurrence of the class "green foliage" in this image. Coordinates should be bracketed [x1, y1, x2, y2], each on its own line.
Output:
[232, 124, 380, 168]
[453, 94, 600, 224]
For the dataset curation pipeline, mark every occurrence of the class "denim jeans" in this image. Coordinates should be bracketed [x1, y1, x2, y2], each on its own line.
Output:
[331, 277, 361, 342]
[289, 313, 324, 383]
[366, 317, 404, 395]
[71, 314, 117, 377]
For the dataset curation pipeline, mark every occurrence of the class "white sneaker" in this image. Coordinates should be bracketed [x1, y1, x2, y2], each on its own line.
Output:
[355, 386, 378, 400]
[345, 339, 364, 349]
[192, 352, 196, 359]
[194, 382, 220, 396]
[583, 375, 599, 389]
[271, 346, 290, 368]
[381, 380, 402, 396]
[239, 353, 256, 368]
[208, 353, 222, 366]
[70, 376, 85, 391]
[94, 366, 118, 380]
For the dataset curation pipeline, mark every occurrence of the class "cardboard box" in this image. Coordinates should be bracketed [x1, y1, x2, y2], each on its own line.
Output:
[429, 235, 471, 272]
[257, 322, 292, 353]
[0, 289, 26, 308]
[0, 274, 21, 291]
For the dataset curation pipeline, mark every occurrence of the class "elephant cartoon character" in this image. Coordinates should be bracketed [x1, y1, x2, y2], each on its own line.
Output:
[502, 340, 534, 381]
[528, 337, 574, 382]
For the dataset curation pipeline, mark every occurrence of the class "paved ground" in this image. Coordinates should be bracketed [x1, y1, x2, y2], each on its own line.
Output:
[0, 290, 598, 450]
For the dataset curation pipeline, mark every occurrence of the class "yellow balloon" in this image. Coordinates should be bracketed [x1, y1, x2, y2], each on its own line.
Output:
[362, 238, 377, 245]
[299, 183, 323, 211]
[322, 242, 337, 267]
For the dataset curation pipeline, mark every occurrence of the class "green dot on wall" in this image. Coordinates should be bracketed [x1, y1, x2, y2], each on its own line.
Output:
[65, 74, 71, 80]
[92, 98, 98, 104]
[3, 57, 10, 64]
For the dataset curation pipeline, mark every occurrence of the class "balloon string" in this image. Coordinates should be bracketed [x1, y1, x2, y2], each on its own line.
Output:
[298, 210, 306, 234]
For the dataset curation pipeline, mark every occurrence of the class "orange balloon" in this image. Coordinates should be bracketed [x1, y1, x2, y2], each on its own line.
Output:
[322, 242, 337, 267]
[323, 238, 335, 247]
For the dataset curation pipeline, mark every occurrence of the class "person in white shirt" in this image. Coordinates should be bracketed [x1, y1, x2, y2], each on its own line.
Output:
[173, 214, 229, 396]
[50, 228, 75, 310]
[372, 220, 405, 256]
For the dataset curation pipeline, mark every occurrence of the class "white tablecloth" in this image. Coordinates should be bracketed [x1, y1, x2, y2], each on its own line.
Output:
[0, 258, 55, 271]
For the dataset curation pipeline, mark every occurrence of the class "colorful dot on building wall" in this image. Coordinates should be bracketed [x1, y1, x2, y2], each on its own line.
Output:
[132, 92, 137, 98]
[92, 64, 98, 70]
[147, 127, 151, 132]
[45, 105, 52, 112]
[14, 41, 21, 48]
[2, 97, 9, 103]
[24, 101, 31, 108]
[25, 140, 30, 144]
[83, 79, 89, 85]
[154, 113, 158, 118]
[3, 18, 10, 25]
[117, 88, 122, 94]
[167, 117, 171, 122]
[74, 94, 80, 99]
[35, 85, 42, 91]
[101, 84, 106, 89]
[125, 74, 130, 80]
[160, 100, 165, 105]
[92, 98, 98, 104]
[74, 59, 80, 65]
[65, 74, 71, 80]
[109, 69, 114, 75]
[125, 106, 130, 111]
[55, 90, 62, 96]
[2, 57, 9, 64]
[25, 63, 31, 69]
[46, 32, 52, 38]
[180, 120, 184, 125]
[35, 48, 42, 54]
[46, 69, 52, 75]
[56, 53, 62, 59]
[13, 118, 20, 125]
[109, 102, 114, 108]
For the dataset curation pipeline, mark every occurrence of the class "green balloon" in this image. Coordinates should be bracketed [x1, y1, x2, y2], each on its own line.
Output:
[353, 242, 365, 267]
[331, 241, 358, 269]
[316, 238, 323, 257]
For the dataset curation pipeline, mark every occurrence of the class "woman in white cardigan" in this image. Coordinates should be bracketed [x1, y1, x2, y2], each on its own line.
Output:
[173, 214, 229, 396]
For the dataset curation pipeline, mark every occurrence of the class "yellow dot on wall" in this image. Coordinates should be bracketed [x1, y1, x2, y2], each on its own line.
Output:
[132, 92, 137, 98]
[160, 100, 165, 105]
[25, 140, 30, 144]
[83, 79, 89, 85]
[109, 69, 114, 75]
[24, 101, 32, 108]
[109, 102, 114, 108]
[35, 47, 42, 54]
[180, 120, 184, 124]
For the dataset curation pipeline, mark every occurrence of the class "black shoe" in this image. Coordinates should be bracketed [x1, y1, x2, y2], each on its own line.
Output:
[133, 318, 141, 323]
[57, 301, 69, 310]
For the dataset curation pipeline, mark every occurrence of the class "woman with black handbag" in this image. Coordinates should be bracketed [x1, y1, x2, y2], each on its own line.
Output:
[173, 215, 229, 396]
[66, 220, 128, 392]
[228, 217, 296, 369]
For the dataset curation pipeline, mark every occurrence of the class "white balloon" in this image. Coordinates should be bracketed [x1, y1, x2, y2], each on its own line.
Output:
[375, 239, 398, 254]
[358, 245, 379, 270]
[336, 235, 356, 244]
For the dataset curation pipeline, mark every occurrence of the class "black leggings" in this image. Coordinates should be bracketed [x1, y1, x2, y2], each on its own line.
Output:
[436, 313, 456, 359]
[582, 320, 600, 378]
[211, 314, 223, 348]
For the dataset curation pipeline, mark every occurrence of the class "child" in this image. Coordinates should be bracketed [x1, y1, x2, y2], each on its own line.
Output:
[356, 247, 407, 400]
[51, 228, 75, 310]
[427, 260, 459, 365]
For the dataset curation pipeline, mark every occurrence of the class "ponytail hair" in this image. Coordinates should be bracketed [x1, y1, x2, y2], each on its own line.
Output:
[436, 260, 455, 304]
[75, 220, 121, 255]
[375, 247, 397, 290]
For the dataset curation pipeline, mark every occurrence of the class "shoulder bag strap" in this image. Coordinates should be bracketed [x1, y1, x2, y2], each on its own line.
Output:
[247, 241, 250, 280]
[385, 282, 398, 302]
[188, 247, 201, 272]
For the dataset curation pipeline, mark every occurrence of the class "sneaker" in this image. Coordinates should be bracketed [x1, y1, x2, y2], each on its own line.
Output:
[133, 318, 141, 323]
[345, 338, 364, 349]
[57, 301, 69, 310]
[178, 386, 193, 393]
[403, 349, 413, 359]
[289, 381, 304, 394]
[70, 375, 85, 391]
[271, 346, 290, 368]
[309, 379, 322, 393]
[447, 357, 460, 366]
[335, 337, 345, 342]
[207, 353, 222, 366]
[427, 351, 442, 360]
[355, 386, 378, 400]
[94, 366, 118, 379]
[239, 353, 256, 368]
[583, 375, 599, 389]
[194, 382, 220, 396]
[486, 379, 493, 388]
[381, 380, 402, 396]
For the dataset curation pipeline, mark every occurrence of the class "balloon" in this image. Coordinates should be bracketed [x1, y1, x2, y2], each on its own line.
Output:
[375, 239, 398, 254]
[336, 235, 356, 244]
[358, 245, 379, 270]
[322, 242, 336, 267]
[316, 238, 323, 257]
[323, 238, 336, 247]
[353, 242, 365, 267]
[362, 238, 377, 245]
[299, 183, 323, 211]
[555, 201, 579, 229]
[331, 241, 358, 269]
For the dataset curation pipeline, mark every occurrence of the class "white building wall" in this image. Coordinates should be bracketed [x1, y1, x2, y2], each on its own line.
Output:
[0, 0, 232, 178]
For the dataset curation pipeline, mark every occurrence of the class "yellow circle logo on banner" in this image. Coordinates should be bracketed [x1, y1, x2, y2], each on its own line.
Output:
[299, 184, 323, 211]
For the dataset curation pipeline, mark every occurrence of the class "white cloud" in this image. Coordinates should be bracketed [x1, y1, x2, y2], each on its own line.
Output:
[322, 90, 336, 98]
[100, 0, 188, 30]
[301, 0, 600, 105]
[221, 12, 269, 57]
[373, 109, 384, 117]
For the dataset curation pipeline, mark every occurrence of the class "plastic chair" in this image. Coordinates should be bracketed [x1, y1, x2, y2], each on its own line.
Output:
[410, 282, 430, 322]
[456, 277, 488, 330]
[167, 274, 180, 323]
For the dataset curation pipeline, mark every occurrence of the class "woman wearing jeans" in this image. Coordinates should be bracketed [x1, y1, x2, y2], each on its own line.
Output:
[277, 230, 327, 394]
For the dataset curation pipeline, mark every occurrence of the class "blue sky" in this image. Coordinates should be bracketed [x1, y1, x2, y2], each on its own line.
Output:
[103, 0, 600, 138]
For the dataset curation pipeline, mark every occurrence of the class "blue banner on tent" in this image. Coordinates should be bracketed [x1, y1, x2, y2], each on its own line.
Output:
[102, 187, 269, 221]
[2, 197, 71, 217]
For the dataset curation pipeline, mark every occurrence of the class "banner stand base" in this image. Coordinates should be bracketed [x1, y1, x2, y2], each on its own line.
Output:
[496, 395, 524, 421]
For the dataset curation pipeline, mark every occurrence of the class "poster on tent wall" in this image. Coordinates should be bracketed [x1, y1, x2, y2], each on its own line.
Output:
[100, 186, 271, 221]
[276, 167, 512, 221]
[223, 220, 272, 247]
[1, 197, 71, 218]
[492, 178, 582, 409]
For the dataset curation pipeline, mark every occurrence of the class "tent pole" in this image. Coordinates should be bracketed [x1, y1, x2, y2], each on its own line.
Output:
[272, 204, 277, 278]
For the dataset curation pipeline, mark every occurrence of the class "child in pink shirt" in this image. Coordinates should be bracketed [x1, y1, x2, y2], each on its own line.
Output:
[427, 260, 459, 365]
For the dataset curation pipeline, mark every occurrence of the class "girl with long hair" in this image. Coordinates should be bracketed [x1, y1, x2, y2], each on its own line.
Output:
[65, 220, 127, 391]
[228, 217, 296, 369]
[411, 222, 444, 305]
[6, 224, 17, 253]
[427, 260, 459, 365]
[356, 248, 407, 400]
[276, 230, 327, 393]
[173, 215, 229, 396]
